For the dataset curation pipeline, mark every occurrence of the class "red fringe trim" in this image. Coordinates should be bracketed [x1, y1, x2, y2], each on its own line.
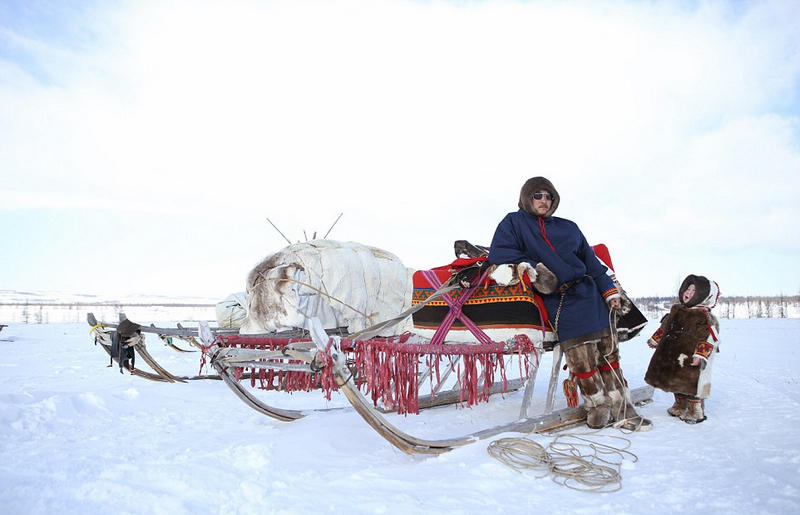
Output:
[346, 333, 537, 415]
[563, 378, 579, 408]
[213, 333, 539, 415]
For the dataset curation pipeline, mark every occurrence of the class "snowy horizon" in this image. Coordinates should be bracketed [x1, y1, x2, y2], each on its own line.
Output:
[2, 288, 799, 325]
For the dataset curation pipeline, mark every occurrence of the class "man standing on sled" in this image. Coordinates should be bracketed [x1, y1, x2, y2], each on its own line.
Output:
[488, 176, 651, 431]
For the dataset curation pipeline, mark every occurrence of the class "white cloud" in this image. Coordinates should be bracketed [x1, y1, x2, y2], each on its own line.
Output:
[1, 0, 799, 297]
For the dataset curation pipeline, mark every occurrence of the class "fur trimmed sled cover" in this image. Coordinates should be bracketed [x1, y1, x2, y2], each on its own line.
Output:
[645, 276, 720, 398]
[240, 240, 413, 336]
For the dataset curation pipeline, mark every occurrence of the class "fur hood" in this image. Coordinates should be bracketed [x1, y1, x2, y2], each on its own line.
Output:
[679, 275, 720, 308]
[518, 176, 560, 218]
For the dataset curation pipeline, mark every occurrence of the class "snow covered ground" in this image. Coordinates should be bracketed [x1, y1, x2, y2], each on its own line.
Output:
[1, 318, 799, 514]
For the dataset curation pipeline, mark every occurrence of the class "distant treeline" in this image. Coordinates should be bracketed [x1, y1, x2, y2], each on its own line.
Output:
[0, 302, 215, 325]
[631, 295, 800, 319]
[2, 296, 799, 324]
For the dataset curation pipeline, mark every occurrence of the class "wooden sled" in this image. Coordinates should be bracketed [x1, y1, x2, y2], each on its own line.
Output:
[197, 317, 653, 455]
[198, 246, 652, 454]
[89, 310, 652, 455]
[87, 242, 653, 455]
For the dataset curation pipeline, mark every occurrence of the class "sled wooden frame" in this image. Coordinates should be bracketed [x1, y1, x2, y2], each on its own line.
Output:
[205, 332, 535, 424]
[87, 313, 528, 418]
[88, 313, 654, 455]
[199, 319, 653, 455]
[88, 313, 227, 382]
[298, 317, 653, 454]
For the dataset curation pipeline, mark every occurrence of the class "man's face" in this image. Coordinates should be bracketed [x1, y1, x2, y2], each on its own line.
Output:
[682, 284, 696, 304]
[530, 189, 553, 216]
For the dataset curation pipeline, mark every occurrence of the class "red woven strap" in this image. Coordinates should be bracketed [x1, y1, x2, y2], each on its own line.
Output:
[573, 368, 598, 380]
[599, 361, 619, 372]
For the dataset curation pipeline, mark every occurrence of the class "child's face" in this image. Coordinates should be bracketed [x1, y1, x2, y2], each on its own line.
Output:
[682, 284, 696, 304]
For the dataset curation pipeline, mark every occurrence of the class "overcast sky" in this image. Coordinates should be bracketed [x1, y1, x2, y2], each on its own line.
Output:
[1, 0, 798, 300]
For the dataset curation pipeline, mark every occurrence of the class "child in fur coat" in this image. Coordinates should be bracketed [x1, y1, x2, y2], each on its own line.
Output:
[644, 275, 720, 424]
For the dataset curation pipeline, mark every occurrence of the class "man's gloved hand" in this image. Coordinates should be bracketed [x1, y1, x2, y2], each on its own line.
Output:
[488, 264, 517, 286]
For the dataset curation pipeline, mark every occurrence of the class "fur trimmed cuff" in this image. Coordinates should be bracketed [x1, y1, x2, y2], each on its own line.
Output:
[602, 287, 620, 300]
[650, 327, 664, 345]
[695, 341, 714, 360]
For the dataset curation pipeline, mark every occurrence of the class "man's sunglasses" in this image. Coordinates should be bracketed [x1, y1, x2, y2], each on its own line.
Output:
[532, 192, 553, 201]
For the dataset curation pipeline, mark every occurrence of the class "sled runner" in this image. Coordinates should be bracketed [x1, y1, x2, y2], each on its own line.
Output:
[88, 313, 230, 382]
[87, 240, 651, 455]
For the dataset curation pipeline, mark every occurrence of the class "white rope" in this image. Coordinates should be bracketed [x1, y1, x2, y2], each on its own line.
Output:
[488, 307, 643, 491]
[253, 273, 460, 340]
[487, 429, 638, 492]
[603, 308, 647, 432]
[487, 437, 551, 477]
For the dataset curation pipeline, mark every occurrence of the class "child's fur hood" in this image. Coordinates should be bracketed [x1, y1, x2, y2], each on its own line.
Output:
[679, 275, 720, 308]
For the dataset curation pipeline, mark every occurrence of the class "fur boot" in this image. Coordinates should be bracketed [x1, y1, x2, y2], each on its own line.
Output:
[564, 342, 611, 429]
[582, 390, 611, 429]
[667, 394, 689, 417]
[680, 398, 707, 424]
[597, 336, 653, 432]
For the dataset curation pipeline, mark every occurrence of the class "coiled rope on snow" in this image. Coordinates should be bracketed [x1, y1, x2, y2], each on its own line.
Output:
[487, 431, 638, 493]
[487, 305, 641, 492]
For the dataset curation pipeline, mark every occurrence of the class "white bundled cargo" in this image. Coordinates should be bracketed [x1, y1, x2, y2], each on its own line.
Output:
[215, 292, 248, 328]
[239, 240, 413, 336]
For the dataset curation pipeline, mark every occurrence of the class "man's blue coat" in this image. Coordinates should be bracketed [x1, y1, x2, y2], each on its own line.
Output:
[488, 209, 618, 345]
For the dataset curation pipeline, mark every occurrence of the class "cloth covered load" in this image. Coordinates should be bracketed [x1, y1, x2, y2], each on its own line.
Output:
[216, 292, 248, 328]
[239, 240, 413, 336]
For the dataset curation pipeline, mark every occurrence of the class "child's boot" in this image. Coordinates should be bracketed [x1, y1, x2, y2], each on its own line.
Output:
[667, 393, 688, 417]
[680, 398, 707, 424]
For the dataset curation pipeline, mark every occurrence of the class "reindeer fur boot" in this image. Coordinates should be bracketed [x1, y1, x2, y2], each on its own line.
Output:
[680, 398, 707, 424]
[597, 336, 652, 432]
[564, 342, 611, 429]
[583, 392, 611, 429]
[668, 394, 689, 417]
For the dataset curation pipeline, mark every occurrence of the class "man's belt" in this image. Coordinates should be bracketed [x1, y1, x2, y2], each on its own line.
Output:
[558, 276, 586, 293]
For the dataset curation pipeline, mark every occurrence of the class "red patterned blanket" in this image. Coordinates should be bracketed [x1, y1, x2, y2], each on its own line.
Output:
[411, 257, 552, 344]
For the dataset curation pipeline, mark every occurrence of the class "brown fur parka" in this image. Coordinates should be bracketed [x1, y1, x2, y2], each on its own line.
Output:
[644, 304, 710, 396]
